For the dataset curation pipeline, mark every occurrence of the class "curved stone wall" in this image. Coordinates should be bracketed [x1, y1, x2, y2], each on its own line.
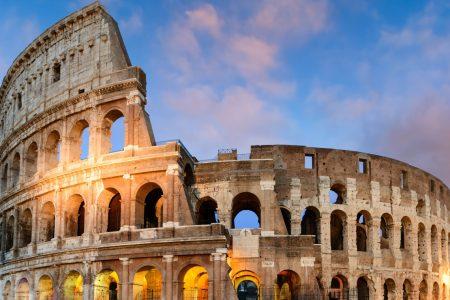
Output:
[0, 2, 449, 300]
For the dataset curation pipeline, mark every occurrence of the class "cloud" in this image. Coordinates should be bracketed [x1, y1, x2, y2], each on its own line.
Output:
[186, 4, 221, 37]
[119, 9, 143, 34]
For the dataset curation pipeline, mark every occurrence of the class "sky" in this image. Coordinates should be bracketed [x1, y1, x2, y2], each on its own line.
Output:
[1, 0, 450, 186]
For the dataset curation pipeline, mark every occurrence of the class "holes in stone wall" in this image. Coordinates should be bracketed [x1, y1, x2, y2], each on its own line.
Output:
[6, 215, 14, 251]
[39, 201, 55, 242]
[197, 197, 219, 225]
[102, 110, 125, 153]
[53, 63, 61, 83]
[10, 152, 20, 188]
[400, 217, 412, 252]
[1, 163, 7, 193]
[107, 193, 121, 232]
[418, 223, 427, 262]
[65, 195, 85, 237]
[358, 159, 368, 174]
[416, 199, 426, 217]
[379, 214, 393, 249]
[329, 183, 346, 204]
[232, 193, 261, 229]
[19, 208, 32, 248]
[356, 211, 371, 252]
[400, 170, 408, 189]
[45, 130, 61, 171]
[431, 225, 439, 263]
[330, 210, 346, 250]
[304, 154, 314, 169]
[69, 120, 89, 162]
[301, 206, 321, 244]
[280, 207, 291, 235]
[144, 188, 164, 228]
[25, 142, 38, 178]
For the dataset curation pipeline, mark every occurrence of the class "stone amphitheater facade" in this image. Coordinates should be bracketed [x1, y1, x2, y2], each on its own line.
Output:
[0, 3, 449, 300]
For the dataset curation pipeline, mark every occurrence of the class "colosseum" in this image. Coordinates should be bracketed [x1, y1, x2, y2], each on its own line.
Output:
[0, 2, 449, 300]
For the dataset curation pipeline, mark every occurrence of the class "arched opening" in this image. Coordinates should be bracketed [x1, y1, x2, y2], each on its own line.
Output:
[45, 130, 61, 170]
[108, 193, 122, 232]
[329, 183, 346, 204]
[330, 210, 346, 251]
[6, 215, 14, 251]
[3, 281, 11, 300]
[132, 266, 162, 300]
[356, 211, 371, 252]
[65, 195, 85, 237]
[102, 110, 125, 153]
[232, 192, 261, 229]
[11, 152, 20, 188]
[357, 277, 370, 300]
[280, 207, 291, 235]
[419, 280, 428, 300]
[39, 201, 55, 242]
[135, 183, 164, 229]
[233, 270, 260, 300]
[180, 265, 208, 300]
[431, 225, 439, 263]
[383, 278, 396, 300]
[16, 278, 30, 300]
[19, 209, 32, 248]
[276, 270, 300, 299]
[184, 164, 195, 187]
[25, 142, 38, 178]
[301, 206, 321, 243]
[433, 282, 439, 300]
[400, 217, 413, 252]
[416, 199, 426, 217]
[379, 213, 393, 250]
[1, 163, 8, 192]
[329, 275, 348, 300]
[197, 197, 219, 225]
[94, 270, 120, 300]
[418, 223, 427, 262]
[63, 271, 83, 300]
[68, 120, 89, 162]
[37, 275, 54, 300]
[442, 229, 447, 262]
[402, 279, 412, 300]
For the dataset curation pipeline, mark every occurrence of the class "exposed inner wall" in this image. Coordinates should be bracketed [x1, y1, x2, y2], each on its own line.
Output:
[0, 2, 449, 300]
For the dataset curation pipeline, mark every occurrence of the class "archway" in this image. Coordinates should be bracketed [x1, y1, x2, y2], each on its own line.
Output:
[1, 163, 8, 192]
[3, 280, 11, 300]
[441, 229, 447, 262]
[233, 270, 260, 300]
[11, 152, 20, 188]
[19, 209, 32, 247]
[383, 278, 396, 300]
[276, 270, 300, 300]
[380, 213, 393, 250]
[68, 120, 90, 162]
[63, 271, 83, 300]
[65, 195, 85, 237]
[402, 279, 412, 300]
[108, 193, 121, 232]
[180, 265, 208, 300]
[330, 210, 346, 250]
[357, 277, 370, 300]
[135, 183, 164, 229]
[232, 192, 261, 229]
[16, 278, 30, 300]
[301, 206, 321, 243]
[39, 201, 55, 242]
[431, 225, 439, 263]
[101, 110, 125, 153]
[280, 207, 291, 235]
[419, 280, 428, 300]
[6, 215, 14, 251]
[356, 211, 371, 252]
[44, 130, 61, 171]
[433, 282, 439, 300]
[25, 142, 38, 178]
[400, 217, 412, 252]
[132, 266, 162, 300]
[94, 269, 120, 300]
[329, 275, 348, 300]
[184, 164, 195, 187]
[416, 199, 426, 217]
[37, 275, 54, 300]
[418, 223, 427, 262]
[196, 197, 219, 225]
[329, 183, 346, 204]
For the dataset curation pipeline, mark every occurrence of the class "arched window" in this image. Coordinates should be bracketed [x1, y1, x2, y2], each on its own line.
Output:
[433, 282, 439, 300]
[301, 206, 321, 244]
[356, 211, 371, 252]
[330, 210, 346, 250]
[329, 275, 348, 299]
[19, 209, 32, 247]
[431, 225, 439, 263]
[38, 275, 54, 299]
[45, 130, 61, 170]
[17, 278, 30, 299]
[416, 199, 426, 217]
[276, 270, 300, 299]
[6, 215, 14, 251]
[107, 194, 121, 232]
[68, 120, 89, 162]
[133, 266, 162, 299]
[102, 110, 125, 153]
[418, 223, 427, 262]
[380, 213, 393, 250]
[357, 277, 369, 300]
[63, 271, 83, 299]
[65, 195, 85, 237]
[383, 279, 396, 300]
[180, 265, 208, 300]
[94, 270, 119, 300]
[11, 152, 20, 188]
[280, 207, 291, 235]
[144, 188, 163, 228]
[441, 229, 447, 262]
[25, 142, 38, 178]
[1, 163, 7, 192]
[400, 217, 412, 252]
[39, 202, 55, 242]
[329, 183, 346, 204]
[232, 192, 261, 229]
[197, 197, 219, 225]
[403, 279, 412, 300]
[419, 280, 428, 300]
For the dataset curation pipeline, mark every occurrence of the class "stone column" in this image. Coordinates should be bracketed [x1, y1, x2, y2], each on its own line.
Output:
[164, 165, 180, 227]
[211, 252, 222, 299]
[120, 174, 132, 230]
[120, 258, 131, 299]
[163, 255, 174, 300]
[371, 217, 381, 266]
[392, 221, 403, 268]
[260, 179, 275, 236]
[289, 178, 301, 235]
[83, 261, 92, 300]
[30, 200, 38, 254]
[12, 207, 18, 256]
[54, 189, 63, 249]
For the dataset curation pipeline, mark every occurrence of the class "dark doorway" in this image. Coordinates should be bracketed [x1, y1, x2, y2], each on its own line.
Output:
[144, 188, 163, 228]
[77, 202, 85, 236]
[237, 280, 258, 300]
[107, 194, 121, 232]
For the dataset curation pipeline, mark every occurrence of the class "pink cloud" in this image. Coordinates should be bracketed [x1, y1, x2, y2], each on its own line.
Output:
[186, 4, 221, 37]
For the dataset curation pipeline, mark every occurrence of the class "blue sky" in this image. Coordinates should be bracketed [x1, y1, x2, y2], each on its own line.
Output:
[1, 0, 450, 185]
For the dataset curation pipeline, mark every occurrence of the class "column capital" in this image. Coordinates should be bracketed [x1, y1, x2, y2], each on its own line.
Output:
[163, 254, 176, 263]
[166, 164, 181, 176]
[119, 257, 131, 265]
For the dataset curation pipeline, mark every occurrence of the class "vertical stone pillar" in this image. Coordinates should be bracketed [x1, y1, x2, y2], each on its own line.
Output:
[54, 189, 63, 248]
[29, 270, 36, 300]
[289, 178, 301, 235]
[371, 217, 381, 266]
[12, 207, 18, 256]
[163, 255, 174, 300]
[0, 212, 6, 260]
[30, 199, 38, 254]
[211, 252, 222, 299]
[120, 174, 132, 230]
[165, 165, 180, 227]
[392, 221, 403, 268]
[83, 261, 92, 300]
[425, 225, 432, 272]
[260, 179, 275, 236]
[218, 250, 229, 300]
[411, 222, 420, 270]
[120, 258, 131, 300]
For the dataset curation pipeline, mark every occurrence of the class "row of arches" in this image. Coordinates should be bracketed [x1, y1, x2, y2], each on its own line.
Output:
[0, 109, 125, 194]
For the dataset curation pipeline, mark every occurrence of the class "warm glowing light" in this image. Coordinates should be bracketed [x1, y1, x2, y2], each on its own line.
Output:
[443, 274, 450, 285]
